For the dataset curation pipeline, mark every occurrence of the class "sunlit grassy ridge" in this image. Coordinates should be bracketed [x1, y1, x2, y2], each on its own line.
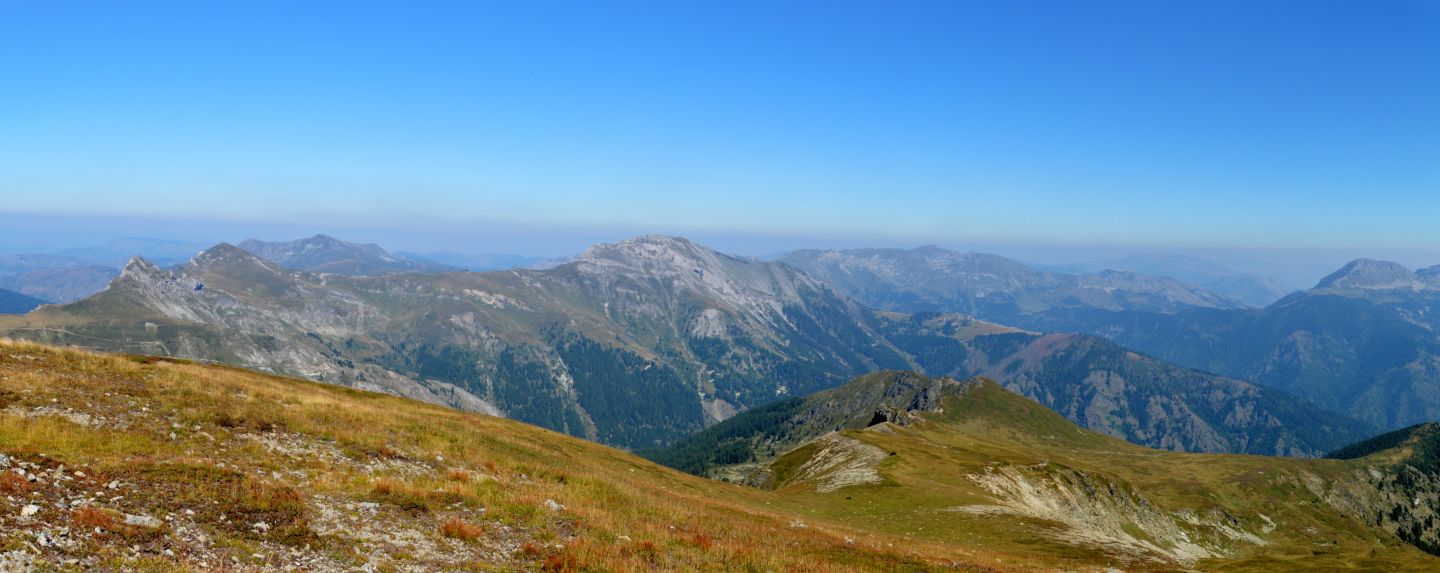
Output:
[755, 379, 1440, 571]
[0, 341, 1078, 572]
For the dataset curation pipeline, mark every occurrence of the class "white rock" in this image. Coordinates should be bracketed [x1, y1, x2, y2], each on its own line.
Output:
[20, 504, 40, 517]
[124, 514, 163, 528]
[543, 499, 565, 512]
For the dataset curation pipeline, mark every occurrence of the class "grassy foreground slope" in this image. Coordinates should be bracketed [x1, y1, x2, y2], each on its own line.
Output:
[656, 373, 1440, 571]
[0, 341, 1083, 572]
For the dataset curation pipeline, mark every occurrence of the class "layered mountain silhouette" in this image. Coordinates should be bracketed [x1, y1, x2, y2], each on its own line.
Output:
[790, 247, 1440, 431]
[1043, 253, 1291, 306]
[0, 253, 120, 304]
[780, 246, 1247, 321]
[0, 235, 1368, 455]
[237, 234, 455, 275]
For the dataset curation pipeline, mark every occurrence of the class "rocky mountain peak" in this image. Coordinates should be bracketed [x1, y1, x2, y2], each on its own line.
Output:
[571, 235, 818, 310]
[119, 256, 165, 279]
[191, 242, 278, 270]
[1313, 259, 1426, 292]
[574, 235, 740, 277]
[579, 235, 704, 263]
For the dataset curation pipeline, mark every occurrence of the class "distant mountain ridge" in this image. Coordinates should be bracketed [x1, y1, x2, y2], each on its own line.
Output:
[0, 265, 119, 303]
[783, 246, 1440, 432]
[0, 286, 46, 314]
[1044, 254, 1291, 306]
[395, 250, 546, 271]
[0, 235, 1369, 454]
[0, 253, 122, 304]
[237, 234, 456, 275]
[1014, 258, 1440, 431]
[780, 246, 1247, 322]
[1311, 258, 1439, 294]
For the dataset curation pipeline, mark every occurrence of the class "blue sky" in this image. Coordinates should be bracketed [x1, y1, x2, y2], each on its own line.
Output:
[1, 0, 1437, 257]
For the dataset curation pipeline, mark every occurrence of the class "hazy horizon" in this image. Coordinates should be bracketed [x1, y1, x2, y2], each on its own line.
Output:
[4, 1, 1437, 262]
[6, 210, 1439, 292]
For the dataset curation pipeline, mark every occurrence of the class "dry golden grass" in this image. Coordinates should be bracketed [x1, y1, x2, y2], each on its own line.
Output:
[0, 340, 1075, 571]
[439, 516, 485, 541]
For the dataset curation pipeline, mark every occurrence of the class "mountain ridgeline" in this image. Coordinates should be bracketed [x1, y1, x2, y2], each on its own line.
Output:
[647, 367, 1367, 477]
[780, 246, 1248, 319]
[1042, 253, 1292, 307]
[0, 236, 1371, 455]
[0, 254, 121, 305]
[784, 247, 1440, 433]
[0, 286, 46, 314]
[643, 371, 974, 476]
[1027, 259, 1440, 431]
[237, 234, 456, 275]
[657, 370, 1440, 568]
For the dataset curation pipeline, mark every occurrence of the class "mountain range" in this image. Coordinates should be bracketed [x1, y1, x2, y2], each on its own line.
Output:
[783, 247, 1440, 433]
[0, 235, 1370, 456]
[1042, 254, 1292, 306]
[0, 253, 121, 305]
[1026, 259, 1440, 431]
[780, 246, 1249, 321]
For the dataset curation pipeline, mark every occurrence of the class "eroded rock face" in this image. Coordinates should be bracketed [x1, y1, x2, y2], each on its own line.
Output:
[779, 433, 887, 493]
[965, 462, 1267, 565]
